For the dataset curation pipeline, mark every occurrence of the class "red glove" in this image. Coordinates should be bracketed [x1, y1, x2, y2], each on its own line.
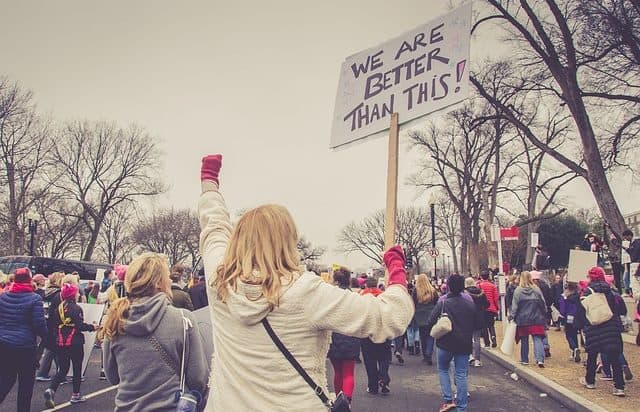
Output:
[383, 245, 407, 287]
[201, 154, 222, 184]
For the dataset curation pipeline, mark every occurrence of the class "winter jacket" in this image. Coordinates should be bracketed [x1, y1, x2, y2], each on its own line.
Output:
[551, 283, 563, 309]
[425, 293, 477, 355]
[328, 287, 362, 360]
[505, 284, 517, 313]
[171, 284, 194, 311]
[103, 293, 210, 412]
[575, 281, 624, 354]
[198, 187, 414, 412]
[537, 280, 553, 311]
[0, 290, 47, 348]
[559, 292, 579, 322]
[465, 286, 489, 331]
[413, 291, 438, 328]
[478, 280, 499, 314]
[511, 286, 546, 327]
[52, 300, 95, 347]
[43, 286, 62, 349]
[189, 282, 209, 310]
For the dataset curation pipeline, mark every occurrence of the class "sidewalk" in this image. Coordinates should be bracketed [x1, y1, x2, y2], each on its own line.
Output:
[487, 321, 639, 412]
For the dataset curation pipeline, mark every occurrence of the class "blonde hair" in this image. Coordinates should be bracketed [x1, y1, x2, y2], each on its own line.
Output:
[48, 272, 64, 287]
[103, 253, 170, 340]
[61, 273, 79, 286]
[415, 273, 437, 303]
[213, 204, 300, 308]
[519, 271, 535, 288]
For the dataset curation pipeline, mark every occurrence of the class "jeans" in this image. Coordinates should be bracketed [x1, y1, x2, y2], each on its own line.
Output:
[601, 352, 628, 377]
[542, 333, 550, 350]
[437, 348, 469, 411]
[50, 345, 84, 394]
[472, 330, 482, 361]
[393, 335, 405, 354]
[407, 324, 419, 347]
[586, 351, 624, 390]
[520, 335, 545, 364]
[361, 340, 390, 392]
[0, 342, 37, 412]
[482, 312, 497, 346]
[418, 326, 435, 359]
[564, 324, 578, 350]
[37, 348, 58, 378]
[623, 263, 631, 290]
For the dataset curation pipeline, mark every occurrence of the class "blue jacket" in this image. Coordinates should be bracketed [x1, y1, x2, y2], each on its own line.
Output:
[0, 291, 48, 348]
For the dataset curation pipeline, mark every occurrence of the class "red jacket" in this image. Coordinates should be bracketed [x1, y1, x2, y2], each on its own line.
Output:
[478, 280, 499, 314]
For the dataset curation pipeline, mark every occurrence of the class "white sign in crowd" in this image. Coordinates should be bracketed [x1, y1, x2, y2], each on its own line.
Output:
[330, 3, 472, 148]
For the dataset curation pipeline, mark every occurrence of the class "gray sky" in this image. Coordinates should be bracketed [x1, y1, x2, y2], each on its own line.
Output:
[2, 0, 638, 269]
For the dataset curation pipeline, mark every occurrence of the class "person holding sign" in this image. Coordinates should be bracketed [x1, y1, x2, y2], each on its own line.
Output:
[198, 154, 414, 411]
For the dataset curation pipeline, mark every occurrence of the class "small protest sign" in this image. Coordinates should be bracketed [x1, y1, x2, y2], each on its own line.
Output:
[330, 3, 472, 149]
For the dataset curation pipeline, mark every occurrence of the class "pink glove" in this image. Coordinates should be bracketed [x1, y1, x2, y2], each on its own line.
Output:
[383, 245, 407, 287]
[201, 154, 222, 184]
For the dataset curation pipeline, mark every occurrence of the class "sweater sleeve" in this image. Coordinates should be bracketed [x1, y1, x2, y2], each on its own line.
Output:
[102, 338, 120, 385]
[71, 305, 95, 332]
[302, 276, 414, 343]
[31, 295, 48, 338]
[198, 188, 232, 290]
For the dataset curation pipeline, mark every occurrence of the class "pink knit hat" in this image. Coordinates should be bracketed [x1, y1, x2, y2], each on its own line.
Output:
[114, 264, 128, 281]
[530, 270, 543, 280]
[61, 283, 79, 300]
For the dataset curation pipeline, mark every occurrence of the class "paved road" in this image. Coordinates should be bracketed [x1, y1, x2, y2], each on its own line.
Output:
[7, 346, 570, 411]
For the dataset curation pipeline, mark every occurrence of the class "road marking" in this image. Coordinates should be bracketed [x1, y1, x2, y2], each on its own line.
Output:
[42, 385, 118, 411]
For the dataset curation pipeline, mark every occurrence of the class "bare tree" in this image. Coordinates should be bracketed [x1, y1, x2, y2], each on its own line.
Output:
[132, 207, 200, 267]
[297, 236, 326, 265]
[337, 207, 432, 269]
[473, 0, 640, 239]
[433, 193, 462, 274]
[0, 78, 52, 254]
[49, 120, 165, 260]
[96, 204, 137, 264]
[33, 195, 84, 259]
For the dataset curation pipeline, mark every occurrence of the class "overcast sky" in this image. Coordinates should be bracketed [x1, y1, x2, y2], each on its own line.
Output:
[2, 0, 638, 269]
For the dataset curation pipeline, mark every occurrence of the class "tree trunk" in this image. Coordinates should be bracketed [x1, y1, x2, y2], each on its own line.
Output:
[83, 220, 102, 261]
[459, 215, 470, 275]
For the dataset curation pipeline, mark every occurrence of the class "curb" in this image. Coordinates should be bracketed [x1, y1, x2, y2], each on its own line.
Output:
[483, 348, 609, 412]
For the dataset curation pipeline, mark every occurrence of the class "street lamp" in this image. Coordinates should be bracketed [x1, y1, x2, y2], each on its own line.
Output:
[428, 192, 437, 278]
[26, 210, 40, 256]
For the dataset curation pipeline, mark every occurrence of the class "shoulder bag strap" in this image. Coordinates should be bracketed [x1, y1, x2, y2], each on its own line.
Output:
[261, 318, 331, 407]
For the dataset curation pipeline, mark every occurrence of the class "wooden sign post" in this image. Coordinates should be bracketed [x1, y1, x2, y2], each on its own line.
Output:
[384, 113, 399, 251]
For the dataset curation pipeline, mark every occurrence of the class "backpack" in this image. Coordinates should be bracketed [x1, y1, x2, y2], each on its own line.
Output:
[56, 302, 77, 347]
[581, 287, 613, 326]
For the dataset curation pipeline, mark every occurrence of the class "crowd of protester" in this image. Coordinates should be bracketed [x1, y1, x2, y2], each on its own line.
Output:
[1, 153, 640, 412]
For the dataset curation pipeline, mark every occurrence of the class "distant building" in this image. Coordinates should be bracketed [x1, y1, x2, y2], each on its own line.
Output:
[624, 210, 640, 235]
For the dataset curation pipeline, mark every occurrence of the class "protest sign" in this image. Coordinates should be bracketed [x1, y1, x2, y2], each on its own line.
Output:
[567, 250, 598, 282]
[77, 303, 106, 374]
[330, 2, 472, 149]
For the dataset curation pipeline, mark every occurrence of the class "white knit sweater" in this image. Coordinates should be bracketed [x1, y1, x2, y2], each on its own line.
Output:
[198, 187, 414, 412]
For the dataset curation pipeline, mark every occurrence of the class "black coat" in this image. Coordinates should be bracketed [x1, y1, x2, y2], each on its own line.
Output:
[426, 293, 478, 355]
[505, 284, 517, 313]
[465, 287, 489, 331]
[189, 283, 209, 310]
[43, 287, 61, 350]
[551, 283, 564, 309]
[575, 281, 624, 354]
[52, 300, 95, 347]
[171, 285, 194, 311]
[413, 290, 438, 328]
[327, 286, 361, 360]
